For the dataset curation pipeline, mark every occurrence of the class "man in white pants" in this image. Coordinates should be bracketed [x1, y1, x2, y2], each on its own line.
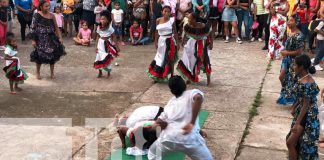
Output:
[148, 76, 213, 160]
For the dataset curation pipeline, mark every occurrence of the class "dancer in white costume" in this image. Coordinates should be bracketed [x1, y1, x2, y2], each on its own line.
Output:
[147, 5, 179, 83]
[93, 10, 120, 78]
[177, 12, 212, 86]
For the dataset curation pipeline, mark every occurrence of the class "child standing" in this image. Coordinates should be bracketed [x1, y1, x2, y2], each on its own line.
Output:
[0, 0, 9, 50]
[3, 32, 28, 94]
[61, 0, 74, 37]
[250, 0, 258, 42]
[54, 6, 64, 33]
[73, 21, 91, 45]
[94, 10, 120, 79]
[94, 0, 107, 35]
[111, 2, 125, 45]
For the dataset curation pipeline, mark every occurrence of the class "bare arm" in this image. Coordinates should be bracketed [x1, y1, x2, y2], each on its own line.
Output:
[295, 97, 310, 125]
[172, 20, 179, 48]
[315, 28, 324, 36]
[0, 20, 7, 25]
[134, 0, 143, 8]
[190, 94, 203, 125]
[282, 48, 302, 56]
[117, 127, 128, 148]
[4, 55, 16, 61]
[155, 118, 168, 130]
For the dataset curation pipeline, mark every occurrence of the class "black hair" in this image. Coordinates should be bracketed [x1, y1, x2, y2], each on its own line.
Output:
[54, 6, 61, 12]
[133, 18, 140, 24]
[100, 10, 112, 22]
[291, 14, 301, 30]
[295, 54, 316, 74]
[296, 0, 309, 8]
[6, 32, 15, 46]
[168, 75, 186, 97]
[81, 20, 88, 26]
[130, 126, 157, 150]
[162, 5, 172, 12]
[38, 0, 49, 11]
[114, 1, 120, 5]
[191, 11, 208, 24]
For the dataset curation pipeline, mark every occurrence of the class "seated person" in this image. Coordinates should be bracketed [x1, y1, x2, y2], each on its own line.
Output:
[73, 21, 91, 46]
[129, 19, 150, 45]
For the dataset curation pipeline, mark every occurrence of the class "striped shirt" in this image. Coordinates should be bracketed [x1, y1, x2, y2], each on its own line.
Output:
[255, 0, 268, 15]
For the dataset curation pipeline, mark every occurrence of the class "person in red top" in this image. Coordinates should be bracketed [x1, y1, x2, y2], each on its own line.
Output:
[293, 0, 309, 40]
[129, 19, 150, 45]
[33, 0, 50, 9]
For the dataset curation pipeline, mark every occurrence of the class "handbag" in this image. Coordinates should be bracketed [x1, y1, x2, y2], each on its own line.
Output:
[251, 21, 259, 30]
[23, 12, 33, 23]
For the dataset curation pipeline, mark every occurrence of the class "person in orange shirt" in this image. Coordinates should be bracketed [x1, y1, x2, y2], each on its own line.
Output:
[61, 0, 74, 37]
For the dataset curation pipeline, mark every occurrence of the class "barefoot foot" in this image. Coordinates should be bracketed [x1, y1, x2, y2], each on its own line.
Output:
[36, 74, 42, 80]
[15, 87, 23, 92]
[10, 91, 17, 94]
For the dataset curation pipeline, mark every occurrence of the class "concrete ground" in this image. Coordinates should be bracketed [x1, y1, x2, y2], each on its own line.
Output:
[1, 20, 324, 159]
[236, 57, 324, 159]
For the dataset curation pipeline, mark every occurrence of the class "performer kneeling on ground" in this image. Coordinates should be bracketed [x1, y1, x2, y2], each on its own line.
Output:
[148, 76, 213, 160]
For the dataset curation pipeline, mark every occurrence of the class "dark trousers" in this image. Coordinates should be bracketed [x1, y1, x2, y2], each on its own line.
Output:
[314, 40, 324, 65]
[17, 14, 32, 41]
[236, 9, 251, 38]
[263, 14, 270, 47]
[308, 31, 317, 49]
[256, 14, 269, 39]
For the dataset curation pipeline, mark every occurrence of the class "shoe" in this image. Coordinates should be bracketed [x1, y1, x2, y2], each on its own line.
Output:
[236, 38, 242, 44]
[311, 58, 315, 64]
[224, 36, 229, 43]
[250, 37, 255, 42]
[262, 46, 268, 50]
[258, 38, 263, 42]
[120, 41, 126, 46]
[315, 64, 323, 71]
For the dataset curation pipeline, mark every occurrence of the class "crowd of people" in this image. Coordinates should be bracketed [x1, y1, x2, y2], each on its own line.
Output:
[0, 0, 324, 158]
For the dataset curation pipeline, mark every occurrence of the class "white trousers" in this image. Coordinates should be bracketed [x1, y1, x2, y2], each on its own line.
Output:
[148, 137, 213, 160]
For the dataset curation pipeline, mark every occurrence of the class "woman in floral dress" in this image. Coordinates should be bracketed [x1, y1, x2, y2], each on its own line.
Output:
[268, 0, 289, 59]
[30, 0, 65, 80]
[286, 54, 319, 160]
[277, 15, 303, 105]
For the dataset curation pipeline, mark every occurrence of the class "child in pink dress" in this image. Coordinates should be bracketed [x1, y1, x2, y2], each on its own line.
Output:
[73, 21, 91, 46]
[53, 6, 63, 33]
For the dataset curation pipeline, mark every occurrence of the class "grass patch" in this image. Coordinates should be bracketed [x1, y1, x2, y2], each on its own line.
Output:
[235, 60, 272, 159]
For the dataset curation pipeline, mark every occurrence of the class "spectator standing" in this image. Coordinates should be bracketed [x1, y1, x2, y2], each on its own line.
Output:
[112, 1, 125, 45]
[82, 0, 97, 38]
[61, 0, 74, 37]
[73, 0, 83, 33]
[150, 0, 162, 41]
[94, 0, 107, 35]
[7, 0, 14, 32]
[236, 0, 251, 40]
[15, 0, 33, 42]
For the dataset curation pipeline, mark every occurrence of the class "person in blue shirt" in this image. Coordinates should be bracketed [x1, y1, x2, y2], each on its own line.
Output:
[15, 0, 33, 42]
